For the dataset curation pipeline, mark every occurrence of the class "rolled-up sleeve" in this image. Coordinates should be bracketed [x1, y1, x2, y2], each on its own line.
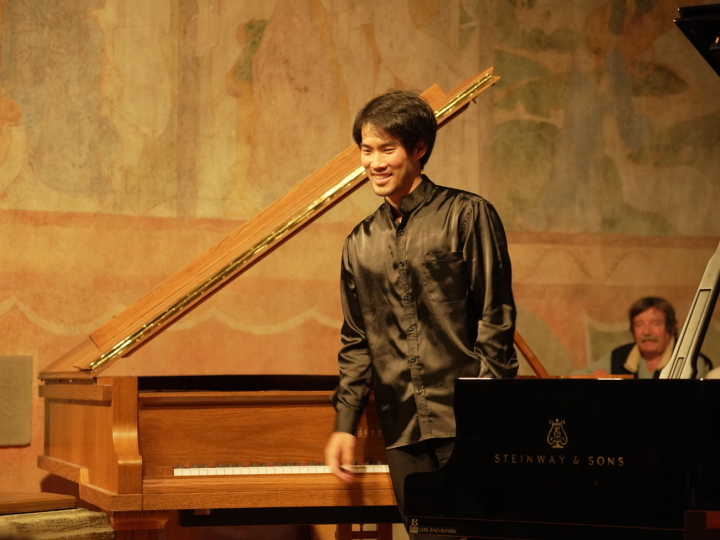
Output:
[463, 200, 518, 379]
[331, 237, 374, 434]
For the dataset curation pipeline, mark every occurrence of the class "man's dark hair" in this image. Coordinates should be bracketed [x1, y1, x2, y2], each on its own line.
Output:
[352, 90, 437, 169]
[629, 296, 677, 337]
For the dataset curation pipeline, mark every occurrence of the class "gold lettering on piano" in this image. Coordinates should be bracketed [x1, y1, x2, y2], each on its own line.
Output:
[491, 418, 626, 468]
[494, 454, 566, 464]
[588, 456, 624, 466]
[356, 429, 382, 438]
[493, 453, 625, 467]
[415, 526, 458, 535]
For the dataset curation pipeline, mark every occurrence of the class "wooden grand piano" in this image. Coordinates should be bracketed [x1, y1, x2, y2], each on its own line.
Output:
[405, 6, 720, 539]
[37, 70, 501, 538]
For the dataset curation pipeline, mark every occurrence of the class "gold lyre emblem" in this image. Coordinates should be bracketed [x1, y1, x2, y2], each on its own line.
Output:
[547, 419, 568, 449]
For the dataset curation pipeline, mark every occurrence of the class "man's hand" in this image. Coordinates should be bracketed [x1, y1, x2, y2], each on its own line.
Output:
[325, 431, 357, 483]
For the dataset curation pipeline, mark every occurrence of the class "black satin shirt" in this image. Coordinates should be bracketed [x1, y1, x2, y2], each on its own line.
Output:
[332, 177, 517, 449]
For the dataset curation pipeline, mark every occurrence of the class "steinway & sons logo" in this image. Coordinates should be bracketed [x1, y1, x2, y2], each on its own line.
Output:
[493, 418, 625, 467]
[547, 418, 568, 449]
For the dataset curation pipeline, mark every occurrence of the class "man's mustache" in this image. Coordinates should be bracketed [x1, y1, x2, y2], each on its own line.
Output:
[640, 334, 659, 343]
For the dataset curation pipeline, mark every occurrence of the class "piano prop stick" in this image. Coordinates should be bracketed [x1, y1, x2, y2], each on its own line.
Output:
[513, 330, 551, 379]
[38, 69, 507, 538]
[661, 241, 720, 379]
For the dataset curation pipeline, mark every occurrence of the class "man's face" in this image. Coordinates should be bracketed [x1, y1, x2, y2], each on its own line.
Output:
[632, 307, 673, 359]
[360, 124, 426, 208]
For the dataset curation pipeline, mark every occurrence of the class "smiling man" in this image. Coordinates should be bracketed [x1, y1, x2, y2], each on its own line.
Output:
[324, 90, 517, 535]
[578, 297, 713, 379]
[612, 297, 711, 378]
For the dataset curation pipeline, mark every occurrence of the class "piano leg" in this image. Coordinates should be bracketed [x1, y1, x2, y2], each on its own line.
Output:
[111, 510, 191, 540]
[686, 511, 720, 540]
[336, 523, 393, 540]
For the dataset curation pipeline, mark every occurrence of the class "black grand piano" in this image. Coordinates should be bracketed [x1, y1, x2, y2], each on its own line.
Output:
[405, 6, 720, 539]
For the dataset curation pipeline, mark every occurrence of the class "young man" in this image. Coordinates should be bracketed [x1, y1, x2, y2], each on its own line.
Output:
[324, 90, 517, 528]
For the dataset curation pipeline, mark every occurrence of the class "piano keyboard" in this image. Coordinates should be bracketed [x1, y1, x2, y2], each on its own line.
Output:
[173, 463, 390, 477]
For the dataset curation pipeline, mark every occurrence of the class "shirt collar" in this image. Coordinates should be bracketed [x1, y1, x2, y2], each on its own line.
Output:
[382, 175, 435, 221]
[623, 338, 676, 374]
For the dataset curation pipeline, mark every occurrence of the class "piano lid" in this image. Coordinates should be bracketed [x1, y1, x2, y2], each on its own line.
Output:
[675, 4, 720, 77]
[40, 69, 500, 380]
[661, 241, 720, 379]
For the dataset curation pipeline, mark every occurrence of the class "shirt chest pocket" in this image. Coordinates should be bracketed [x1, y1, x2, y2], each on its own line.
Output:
[422, 251, 468, 303]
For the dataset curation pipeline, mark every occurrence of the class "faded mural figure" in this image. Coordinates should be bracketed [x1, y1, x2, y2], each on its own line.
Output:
[521, 0, 704, 235]
[244, 0, 469, 210]
[224, 19, 268, 217]
[245, 0, 349, 208]
[1, 0, 118, 203]
[490, 0, 719, 236]
[321, 0, 381, 120]
[365, 0, 464, 93]
[0, 89, 23, 201]
[96, 0, 173, 215]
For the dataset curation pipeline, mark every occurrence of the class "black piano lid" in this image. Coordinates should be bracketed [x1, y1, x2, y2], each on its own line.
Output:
[675, 4, 720, 77]
[404, 378, 720, 537]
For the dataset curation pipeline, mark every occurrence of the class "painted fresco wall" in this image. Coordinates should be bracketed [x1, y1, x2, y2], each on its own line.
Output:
[1, 0, 719, 494]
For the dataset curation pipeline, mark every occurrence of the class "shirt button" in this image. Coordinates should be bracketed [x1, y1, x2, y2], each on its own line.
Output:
[416, 389, 422, 394]
[398, 230, 404, 236]
[398, 262, 405, 268]
[408, 325, 416, 332]
[409, 356, 418, 364]
[403, 293, 412, 301]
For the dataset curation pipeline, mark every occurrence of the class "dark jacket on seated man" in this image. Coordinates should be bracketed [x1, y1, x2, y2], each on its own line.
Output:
[610, 342, 712, 379]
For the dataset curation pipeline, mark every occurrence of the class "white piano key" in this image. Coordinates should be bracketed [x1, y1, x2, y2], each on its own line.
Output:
[173, 462, 388, 477]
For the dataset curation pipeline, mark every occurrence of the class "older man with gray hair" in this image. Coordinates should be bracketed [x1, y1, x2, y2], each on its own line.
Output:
[577, 297, 712, 379]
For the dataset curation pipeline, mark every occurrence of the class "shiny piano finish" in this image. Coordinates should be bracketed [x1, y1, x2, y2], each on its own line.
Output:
[39, 375, 395, 521]
[405, 378, 720, 540]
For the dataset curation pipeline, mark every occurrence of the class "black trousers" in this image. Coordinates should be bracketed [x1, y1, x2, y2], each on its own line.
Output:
[386, 437, 455, 538]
